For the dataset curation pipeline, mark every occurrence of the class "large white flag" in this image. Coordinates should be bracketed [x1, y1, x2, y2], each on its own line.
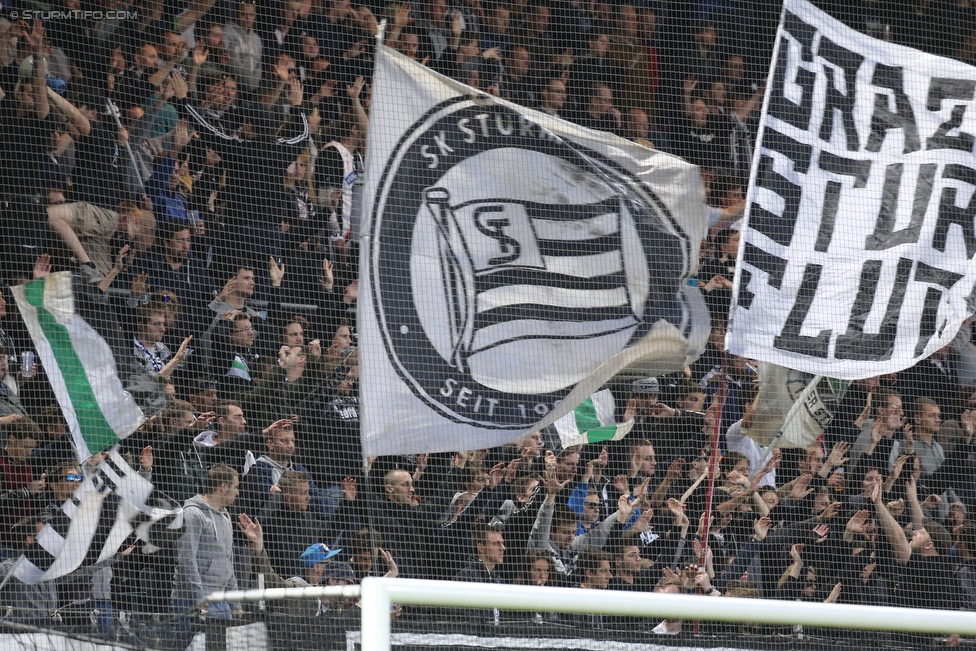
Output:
[729, 0, 976, 380]
[360, 45, 710, 456]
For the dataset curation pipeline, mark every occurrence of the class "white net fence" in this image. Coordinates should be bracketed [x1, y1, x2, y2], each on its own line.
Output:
[0, 0, 975, 648]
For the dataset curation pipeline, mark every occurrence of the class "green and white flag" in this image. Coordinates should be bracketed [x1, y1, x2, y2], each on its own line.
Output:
[554, 389, 634, 448]
[12, 272, 145, 461]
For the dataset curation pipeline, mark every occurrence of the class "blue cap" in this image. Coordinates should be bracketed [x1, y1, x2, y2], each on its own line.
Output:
[300, 543, 342, 568]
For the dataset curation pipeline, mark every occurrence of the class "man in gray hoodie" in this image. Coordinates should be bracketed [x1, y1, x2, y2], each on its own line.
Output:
[171, 464, 242, 619]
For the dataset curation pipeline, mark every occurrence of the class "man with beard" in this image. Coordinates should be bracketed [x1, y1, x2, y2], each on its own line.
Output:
[254, 469, 334, 578]
[243, 423, 338, 519]
[135, 220, 211, 334]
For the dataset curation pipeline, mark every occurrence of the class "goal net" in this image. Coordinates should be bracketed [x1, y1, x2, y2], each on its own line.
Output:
[1, 0, 976, 648]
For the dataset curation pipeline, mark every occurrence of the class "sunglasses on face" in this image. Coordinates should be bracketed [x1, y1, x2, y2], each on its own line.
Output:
[64, 474, 83, 483]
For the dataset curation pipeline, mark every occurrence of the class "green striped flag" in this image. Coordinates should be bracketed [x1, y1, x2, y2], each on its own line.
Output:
[554, 389, 634, 448]
[12, 272, 145, 461]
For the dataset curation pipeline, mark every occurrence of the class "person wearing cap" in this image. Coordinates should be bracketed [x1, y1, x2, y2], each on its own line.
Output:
[626, 378, 710, 471]
[187, 378, 219, 414]
[238, 512, 389, 618]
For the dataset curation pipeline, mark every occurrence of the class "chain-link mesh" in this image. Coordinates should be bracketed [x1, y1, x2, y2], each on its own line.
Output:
[0, 0, 974, 648]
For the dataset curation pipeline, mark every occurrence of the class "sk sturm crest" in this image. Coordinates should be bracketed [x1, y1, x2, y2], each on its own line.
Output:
[361, 47, 710, 456]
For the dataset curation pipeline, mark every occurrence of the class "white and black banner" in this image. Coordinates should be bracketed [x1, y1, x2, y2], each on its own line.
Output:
[729, 0, 976, 379]
[360, 45, 709, 456]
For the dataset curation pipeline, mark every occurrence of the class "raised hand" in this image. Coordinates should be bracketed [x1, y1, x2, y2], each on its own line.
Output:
[237, 513, 263, 549]
[393, 2, 411, 26]
[262, 418, 293, 436]
[617, 493, 636, 522]
[629, 507, 654, 533]
[818, 501, 841, 522]
[697, 511, 712, 536]
[623, 397, 638, 422]
[342, 476, 357, 501]
[790, 473, 815, 500]
[487, 461, 506, 488]
[172, 119, 190, 150]
[753, 515, 773, 541]
[173, 335, 193, 363]
[634, 477, 651, 504]
[886, 498, 905, 516]
[648, 402, 675, 418]
[667, 497, 689, 527]
[905, 470, 919, 494]
[130, 272, 150, 298]
[543, 461, 571, 494]
[594, 446, 609, 468]
[762, 449, 781, 475]
[666, 458, 685, 480]
[25, 20, 46, 54]
[544, 449, 557, 470]
[628, 447, 643, 477]
[113, 244, 131, 273]
[891, 454, 910, 479]
[171, 72, 188, 99]
[33, 253, 52, 279]
[824, 582, 842, 604]
[695, 567, 713, 593]
[726, 470, 750, 489]
[308, 339, 322, 359]
[920, 493, 942, 511]
[347, 75, 366, 101]
[269, 256, 285, 287]
[504, 457, 521, 483]
[192, 42, 209, 67]
[379, 548, 398, 578]
[614, 474, 630, 495]
[582, 457, 597, 484]
[192, 411, 216, 429]
[703, 402, 721, 431]
[846, 509, 870, 535]
[790, 542, 805, 563]
[870, 418, 885, 444]
[812, 523, 829, 543]
[319, 258, 335, 290]
[825, 441, 850, 468]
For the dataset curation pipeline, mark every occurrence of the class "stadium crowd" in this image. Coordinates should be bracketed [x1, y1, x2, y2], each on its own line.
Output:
[0, 0, 975, 645]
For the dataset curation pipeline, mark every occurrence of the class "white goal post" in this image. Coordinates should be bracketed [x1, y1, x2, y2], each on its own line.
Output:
[209, 577, 976, 651]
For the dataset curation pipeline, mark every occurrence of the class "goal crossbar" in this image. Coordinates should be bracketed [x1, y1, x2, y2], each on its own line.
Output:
[358, 577, 976, 650]
[208, 578, 976, 651]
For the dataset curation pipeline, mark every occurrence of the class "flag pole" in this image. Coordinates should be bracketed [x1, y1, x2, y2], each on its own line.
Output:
[106, 99, 145, 199]
[699, 349, 730, 550]
[695, 350, 729, 635]
[749, 374, 824, 480]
